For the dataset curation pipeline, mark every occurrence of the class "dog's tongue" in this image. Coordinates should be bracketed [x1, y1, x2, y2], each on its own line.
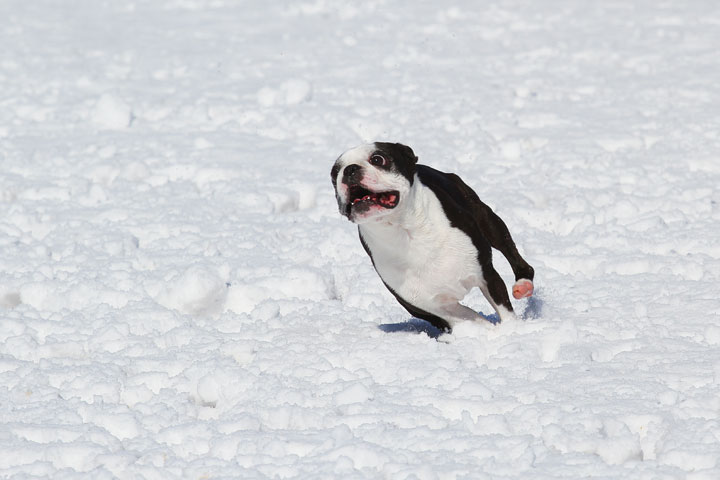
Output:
[379, 193, 397, 206]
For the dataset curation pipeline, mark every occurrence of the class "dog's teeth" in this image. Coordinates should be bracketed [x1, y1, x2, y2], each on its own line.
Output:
[351, 194, 376, 206]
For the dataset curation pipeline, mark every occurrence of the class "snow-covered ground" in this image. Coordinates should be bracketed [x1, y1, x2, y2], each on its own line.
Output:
[2, 0, 720, 478]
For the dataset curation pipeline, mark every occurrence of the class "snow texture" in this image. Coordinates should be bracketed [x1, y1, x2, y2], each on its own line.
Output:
[2, 0, 720, 478]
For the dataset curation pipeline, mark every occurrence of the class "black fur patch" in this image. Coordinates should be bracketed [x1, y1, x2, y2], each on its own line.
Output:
[373, 142, 418, 184]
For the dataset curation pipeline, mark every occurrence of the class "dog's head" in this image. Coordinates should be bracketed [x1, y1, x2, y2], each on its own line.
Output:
[331, 142, 418, 224]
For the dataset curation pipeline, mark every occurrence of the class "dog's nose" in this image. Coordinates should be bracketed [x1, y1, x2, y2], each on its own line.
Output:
[342, 164, 362, 183]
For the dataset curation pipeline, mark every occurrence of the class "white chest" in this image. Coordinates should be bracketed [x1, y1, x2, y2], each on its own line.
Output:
[359, 186, 483, 311]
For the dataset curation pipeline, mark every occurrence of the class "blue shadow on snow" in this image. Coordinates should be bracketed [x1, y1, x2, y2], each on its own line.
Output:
[379, 294, 544, 338]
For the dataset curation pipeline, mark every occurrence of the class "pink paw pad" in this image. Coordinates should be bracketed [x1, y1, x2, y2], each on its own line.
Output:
[512, 279, 534, 299]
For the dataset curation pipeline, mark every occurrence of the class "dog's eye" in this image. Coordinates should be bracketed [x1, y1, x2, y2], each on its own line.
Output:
[369, 154, 387, 167]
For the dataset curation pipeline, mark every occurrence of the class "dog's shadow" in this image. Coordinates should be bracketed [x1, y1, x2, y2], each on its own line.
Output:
[378, 318, 446, 338]
[378, 312, 498, 338]
[523, 295, 544, 319]
[378, 295, 544, 338]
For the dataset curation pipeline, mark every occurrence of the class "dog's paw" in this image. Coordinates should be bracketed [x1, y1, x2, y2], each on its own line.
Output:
[512, 279, 534, 299]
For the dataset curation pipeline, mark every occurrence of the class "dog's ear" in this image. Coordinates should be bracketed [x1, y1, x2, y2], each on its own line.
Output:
[330, 160, 340, 187]
[375, 142, 419, 165]
[390, 143, 418, 164]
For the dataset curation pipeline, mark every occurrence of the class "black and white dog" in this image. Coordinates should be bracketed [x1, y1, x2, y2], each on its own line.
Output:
[331, 142, 534, 333]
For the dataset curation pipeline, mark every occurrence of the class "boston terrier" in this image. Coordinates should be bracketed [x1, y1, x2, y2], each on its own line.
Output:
[331, 142, 535, 333]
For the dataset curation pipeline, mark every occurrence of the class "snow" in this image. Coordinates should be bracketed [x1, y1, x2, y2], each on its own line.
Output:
[1, 0, 720, 478]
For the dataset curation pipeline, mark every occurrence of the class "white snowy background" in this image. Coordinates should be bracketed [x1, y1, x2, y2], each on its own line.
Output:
[2, 0, 720, 478]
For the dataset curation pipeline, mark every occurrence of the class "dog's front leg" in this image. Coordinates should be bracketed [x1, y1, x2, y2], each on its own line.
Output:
[478, 265, 517, 323]
[475, 205, 535, 299]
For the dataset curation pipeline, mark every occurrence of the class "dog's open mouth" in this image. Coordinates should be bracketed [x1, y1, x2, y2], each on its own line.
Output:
[346, 184, 399, 214]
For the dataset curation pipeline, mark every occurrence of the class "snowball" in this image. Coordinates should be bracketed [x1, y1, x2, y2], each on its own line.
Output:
[256, 79, 312, 107]
[499, 140, 522, 159]
[196, 374, 223, 407]
[280, 79, 312, 105]
[91, 94, 133, 129]
[256, 87, 277, 107]
[156, 265, 228, 315]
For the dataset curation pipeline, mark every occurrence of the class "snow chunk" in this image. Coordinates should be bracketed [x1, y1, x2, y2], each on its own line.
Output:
[444, 318, 495, 340]
[91, 94, 133, 129]
[155, 265, 228, 315]
[539, 320, 578, 362]
[596, 419, 643, 465]
[225, 267, 333, 314]
[335, 382, 373, 406]
[91, 411, 140, 440]
[596, 135, 645, 152]
[257, 79, 312, 107]
[596, 435, 642, 465]
[704, 325, 720, 345]
[281, 79, 313, 105]
[196, 374, 224, 407]
[324, 443, 389, 471]
[659, 448, 718, 471]
[257, 87, 277, 107]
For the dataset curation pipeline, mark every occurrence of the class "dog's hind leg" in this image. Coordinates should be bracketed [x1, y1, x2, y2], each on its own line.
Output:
[433, 287, 512, 328]
[439, 302, 495, 328]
